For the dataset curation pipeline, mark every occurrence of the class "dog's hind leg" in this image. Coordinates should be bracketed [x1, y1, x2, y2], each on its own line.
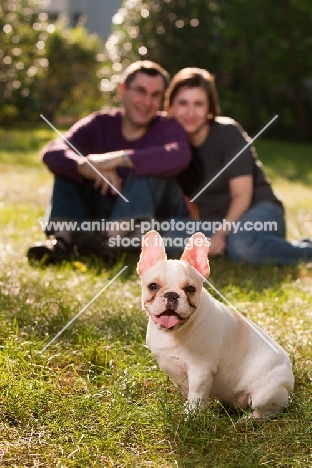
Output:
[250, 383, 292, 418]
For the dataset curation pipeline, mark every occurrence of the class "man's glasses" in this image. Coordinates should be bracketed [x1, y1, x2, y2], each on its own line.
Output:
[126, 85, 164, 101]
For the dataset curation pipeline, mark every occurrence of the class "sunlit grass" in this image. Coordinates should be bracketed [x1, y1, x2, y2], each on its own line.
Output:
[0, 128, 311, 466]
[0, 127, 63, 167]
[255, 139, 312, 186]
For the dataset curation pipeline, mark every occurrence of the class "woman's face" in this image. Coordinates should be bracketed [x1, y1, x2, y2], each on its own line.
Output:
[168, 86, 209, 141]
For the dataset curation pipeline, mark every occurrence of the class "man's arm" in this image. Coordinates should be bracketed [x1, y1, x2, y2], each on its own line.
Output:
[41, 114, 191, 182]
[41, 113, 100, 184]
[129, 118, 191, 177]
[77, 151, 128, 195]
[79, 118, 191, 178]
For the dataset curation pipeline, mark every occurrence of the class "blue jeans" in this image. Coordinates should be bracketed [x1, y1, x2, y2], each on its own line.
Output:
[46, 173, 188, 234]
[159, 201, 312, 265]
[226, 201, 312, 265]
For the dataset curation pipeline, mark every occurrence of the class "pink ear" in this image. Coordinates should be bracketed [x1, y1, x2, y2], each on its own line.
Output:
[137, 230, 167, 276]
[181, 232, 210, 278]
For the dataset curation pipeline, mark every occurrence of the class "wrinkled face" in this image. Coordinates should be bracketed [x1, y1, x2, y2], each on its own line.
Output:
[140, 259, 203, 331]
[169, 86, 209, 140]
[137, 230, 210, 331]
[120, 72, 165, 129]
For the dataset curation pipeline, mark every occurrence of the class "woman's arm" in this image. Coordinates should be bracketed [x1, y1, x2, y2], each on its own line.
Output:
[225, 175, 253, 224]
[209, 175, 253, 256]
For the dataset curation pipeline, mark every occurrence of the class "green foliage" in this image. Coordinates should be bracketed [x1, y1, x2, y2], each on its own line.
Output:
[37, 22, 104, 121]
[0, 0, 105, 124]
[104, 0, 224, 95]
[105, 0, 312, 139]
[0, 0, 44, 121]
[220, 0, 312, 138]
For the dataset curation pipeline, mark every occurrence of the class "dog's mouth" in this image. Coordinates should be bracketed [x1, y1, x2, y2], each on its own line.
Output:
[153, 310, 185, 329]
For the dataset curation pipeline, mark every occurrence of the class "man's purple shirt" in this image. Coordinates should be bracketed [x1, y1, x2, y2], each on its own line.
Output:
[41, 110, 191, 184]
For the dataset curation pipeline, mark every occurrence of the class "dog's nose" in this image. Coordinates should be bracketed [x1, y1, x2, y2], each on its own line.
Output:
[164, 292, 179, 302]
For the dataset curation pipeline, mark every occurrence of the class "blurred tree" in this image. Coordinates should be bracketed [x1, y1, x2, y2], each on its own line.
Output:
[221, 0, 312, 138]
[104, 0, 312, 139]
[103, 0, 225, 103]
[0, 0, 45, 121]
[0, 0, 105, 124]
[37, 21, 104, 122]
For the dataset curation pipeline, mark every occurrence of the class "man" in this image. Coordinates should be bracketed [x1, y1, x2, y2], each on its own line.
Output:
[27, 60, 191, 263]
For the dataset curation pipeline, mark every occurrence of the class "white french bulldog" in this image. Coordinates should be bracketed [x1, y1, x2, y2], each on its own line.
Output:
[137, 230, 294, 418]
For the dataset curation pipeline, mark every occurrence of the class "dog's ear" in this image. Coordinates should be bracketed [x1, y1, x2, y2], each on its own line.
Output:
[181, 232, 210, 278]
[137, 230, 167, 276]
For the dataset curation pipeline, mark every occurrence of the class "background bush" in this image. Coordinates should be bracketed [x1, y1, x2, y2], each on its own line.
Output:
[0, 0, 105, 124]
[1, 0, 312, 140]
[104, 0, 312, 140]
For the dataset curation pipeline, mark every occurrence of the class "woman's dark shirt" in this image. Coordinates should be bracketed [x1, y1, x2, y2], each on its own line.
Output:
[179, 117, 283, 220]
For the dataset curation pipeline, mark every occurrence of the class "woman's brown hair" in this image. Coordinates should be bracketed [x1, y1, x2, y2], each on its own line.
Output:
[164, 67, 220, 120]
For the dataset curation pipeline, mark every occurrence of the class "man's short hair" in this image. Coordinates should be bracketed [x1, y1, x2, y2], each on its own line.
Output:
[164, 67, 220, 121]
[121, 60, 170, 89]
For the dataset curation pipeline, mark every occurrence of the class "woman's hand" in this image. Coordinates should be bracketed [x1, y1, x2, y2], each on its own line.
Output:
[208, 231, 228, 256]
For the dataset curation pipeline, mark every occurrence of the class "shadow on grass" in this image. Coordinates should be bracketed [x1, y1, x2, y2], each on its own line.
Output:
[157, 379, 311, 468]
[157, 390, 263, 468]
[161, 390, 311, 468]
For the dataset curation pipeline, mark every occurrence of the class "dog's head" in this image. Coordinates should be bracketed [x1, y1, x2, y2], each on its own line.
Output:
[137, 230, 210, 331]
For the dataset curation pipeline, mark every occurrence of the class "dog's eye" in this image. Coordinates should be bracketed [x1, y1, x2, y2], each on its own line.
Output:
[184, 285, 196, 293]
[148, 283, 158, 291]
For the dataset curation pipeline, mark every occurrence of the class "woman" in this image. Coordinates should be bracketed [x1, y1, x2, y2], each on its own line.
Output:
[165, 67, 312, 265]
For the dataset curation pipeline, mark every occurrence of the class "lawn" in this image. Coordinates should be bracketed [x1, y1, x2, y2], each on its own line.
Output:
[0, 127, 311, 467]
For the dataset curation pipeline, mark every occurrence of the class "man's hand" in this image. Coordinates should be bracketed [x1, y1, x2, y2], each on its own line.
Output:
[77, 157, 123, 195]
[77, 151, 131, 195]
[78, 151, 123, 176]
[87, 151, 125, 169]
[94, 169, 123, 195]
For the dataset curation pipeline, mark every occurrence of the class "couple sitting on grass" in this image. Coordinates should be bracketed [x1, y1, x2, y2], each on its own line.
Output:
[27, 60, 312, 267]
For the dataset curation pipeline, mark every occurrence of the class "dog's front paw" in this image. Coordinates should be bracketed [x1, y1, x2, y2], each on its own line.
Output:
[183, 399, 204, 419]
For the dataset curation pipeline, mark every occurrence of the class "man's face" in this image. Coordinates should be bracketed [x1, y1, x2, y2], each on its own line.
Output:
[120, 72, 165, 129]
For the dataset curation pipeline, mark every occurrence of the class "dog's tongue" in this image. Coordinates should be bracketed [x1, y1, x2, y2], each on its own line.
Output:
[156, 311, 180, 329]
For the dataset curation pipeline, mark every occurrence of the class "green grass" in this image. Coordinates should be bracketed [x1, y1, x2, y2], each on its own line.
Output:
[256, 139, 312, 186]
[0, 128, 311, 467]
